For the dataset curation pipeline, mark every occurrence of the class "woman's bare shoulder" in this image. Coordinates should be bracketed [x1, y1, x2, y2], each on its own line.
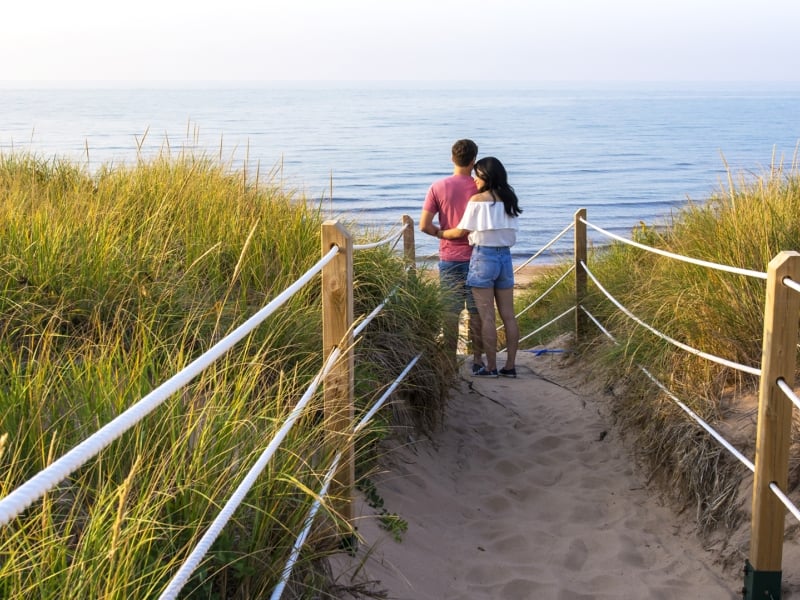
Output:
[469, 191, 493, 202]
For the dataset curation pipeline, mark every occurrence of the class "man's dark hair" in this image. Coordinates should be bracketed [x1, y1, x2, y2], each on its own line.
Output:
[451, 139, 478, 167]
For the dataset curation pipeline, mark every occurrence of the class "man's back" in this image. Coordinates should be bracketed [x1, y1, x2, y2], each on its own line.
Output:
[423, 174, 476, 262]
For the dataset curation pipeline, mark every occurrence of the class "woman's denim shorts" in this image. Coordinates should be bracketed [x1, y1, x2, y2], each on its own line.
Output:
[467, 246, 514, 289]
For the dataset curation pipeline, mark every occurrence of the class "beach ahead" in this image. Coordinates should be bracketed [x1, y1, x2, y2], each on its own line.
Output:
[329, 337, 800, 599]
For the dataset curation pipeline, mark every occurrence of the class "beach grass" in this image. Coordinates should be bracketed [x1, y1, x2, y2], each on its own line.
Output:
[515, 159, 800, 533]
[0, 151, 453, 598]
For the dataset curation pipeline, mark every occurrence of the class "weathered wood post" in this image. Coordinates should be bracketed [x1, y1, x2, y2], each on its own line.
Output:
[321, 221, 355, 525]
[574, 208, 588, 341]
[402, 214, 416, 274]
[745, 250, 800, 599]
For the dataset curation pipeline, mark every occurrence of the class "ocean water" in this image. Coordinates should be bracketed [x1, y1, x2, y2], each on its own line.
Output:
[2, 82, 799, 263]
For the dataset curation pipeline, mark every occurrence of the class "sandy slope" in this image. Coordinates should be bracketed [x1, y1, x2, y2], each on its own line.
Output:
[328, 340, 794, 599]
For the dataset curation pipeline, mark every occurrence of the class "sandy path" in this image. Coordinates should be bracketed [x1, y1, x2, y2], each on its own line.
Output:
[333, 346, 739, 599]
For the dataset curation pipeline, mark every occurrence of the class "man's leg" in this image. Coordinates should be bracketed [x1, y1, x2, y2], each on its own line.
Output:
[465, 280, 484, 366]
[439, 261, 462, 357]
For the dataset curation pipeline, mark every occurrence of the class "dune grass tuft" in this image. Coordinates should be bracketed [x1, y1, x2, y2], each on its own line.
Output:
[516, 159, 800, 533]
[0, 151, 453, 598]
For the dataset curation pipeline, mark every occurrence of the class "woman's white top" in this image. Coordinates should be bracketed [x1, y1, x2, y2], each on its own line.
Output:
[457, 198, 518, 247]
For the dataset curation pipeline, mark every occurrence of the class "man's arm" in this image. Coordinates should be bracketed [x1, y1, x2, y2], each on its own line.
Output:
[419, 209, 439, 237]
[440, 227, 469, 240]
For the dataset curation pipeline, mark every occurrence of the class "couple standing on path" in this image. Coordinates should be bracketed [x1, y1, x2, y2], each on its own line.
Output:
[419, 139, 523, 378]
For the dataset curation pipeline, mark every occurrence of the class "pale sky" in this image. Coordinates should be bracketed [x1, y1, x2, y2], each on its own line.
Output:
[2, 0, 799, 85]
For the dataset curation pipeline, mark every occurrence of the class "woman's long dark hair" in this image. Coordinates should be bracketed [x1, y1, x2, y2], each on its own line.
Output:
[474, 156, 522, 217]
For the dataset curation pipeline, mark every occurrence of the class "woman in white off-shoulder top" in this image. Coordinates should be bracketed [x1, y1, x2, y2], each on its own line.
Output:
[439, 156, 522, 378]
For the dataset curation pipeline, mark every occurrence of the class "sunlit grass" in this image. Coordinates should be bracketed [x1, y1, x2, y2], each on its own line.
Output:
[0, 150, 452, 598]
[517, 159, 800, 531]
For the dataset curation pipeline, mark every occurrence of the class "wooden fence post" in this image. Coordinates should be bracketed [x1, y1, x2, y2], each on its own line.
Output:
[745, 250, 800, 600]
[574, 208, 587, 341]
[321, 221, 355, 526]
[402, 214, 416, 274]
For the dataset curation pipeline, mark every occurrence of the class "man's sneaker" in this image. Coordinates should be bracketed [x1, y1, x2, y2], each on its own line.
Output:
[473, 367, 499, 378]
[499, 367, 517, 378]
[471, 362, 485, 375]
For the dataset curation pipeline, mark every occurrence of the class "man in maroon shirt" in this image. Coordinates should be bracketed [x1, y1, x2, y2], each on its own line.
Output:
[419, 139, 484, 372]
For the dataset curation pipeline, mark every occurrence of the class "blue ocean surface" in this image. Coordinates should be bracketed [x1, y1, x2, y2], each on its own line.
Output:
[2, 82, 799, 264]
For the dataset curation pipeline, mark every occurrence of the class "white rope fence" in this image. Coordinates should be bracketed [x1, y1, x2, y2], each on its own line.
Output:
[269, 453, 343, 600]
[354, 223, 408, 251]
[512, 227, 798, 525]
[162, 226, 418, 598]
[0, 247, 341, 528]
[581, 217, 768, 280]
[769, 483, 800, 523]
[783, 275, 800, 295]
[499, 264, 575, 331]
[582, 260, 761, 376]
[158, 347, 342, 600]
[578, 305, 756, 472]
[391, 222, 411, 252]
[354, 229, 414, 337]
[580, 299, 800, 524]
[269, 236, 421, 598]
[512, 265, 765, 487]
[514, 221, 574, 274]
[510, 215, 799, 595]
[354, 355, 421, 435]
[4, 207, 796, 596]
[776, 378, 800, 413]
[354, 286, 399, 338]
[516, 306, 575, 347]
[270, 354, 422, 600]
[496, 222, 576, 338]
[578, 254, 799, 524]
[507, 216, 798, 531]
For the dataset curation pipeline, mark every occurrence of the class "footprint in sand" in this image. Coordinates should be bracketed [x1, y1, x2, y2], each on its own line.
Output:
[564, 538, 589, 571]
[479, 492, 513, 512]
[489, 532, 530, 555]
[529, 434, 563, 452]
[492, 458, 523, 476]
[533, 467, 563, 487]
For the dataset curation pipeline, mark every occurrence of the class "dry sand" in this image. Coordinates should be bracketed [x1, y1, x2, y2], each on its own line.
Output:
[328, 265, 800, 599]
[331, 342, 741, 599]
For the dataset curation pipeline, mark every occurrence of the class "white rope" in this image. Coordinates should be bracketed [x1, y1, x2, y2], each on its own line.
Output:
[390, 222, 410, 252]
[269, 453, 342, 600]
[515, 306, 575, 347]
[354, 224, 407, 251]
[270, 352, 422, 600]
[353, 286, 399, 338]
[579, 305, 614, 340]
[514, 221, 574, 274]
[581, 218, 768, 280]
[776, 378, 800, 413]
[354, 354, 421, 434]
[583, 306, 756, 472]
[158, 347, 342, 600]
[783, 275, 800, 295]
[583, 261, 761, 376]
[0, 247, 341, 528]
[638, 365, 755, 472]
[499, 265, 575, 330]
[769, 482, 800, 524]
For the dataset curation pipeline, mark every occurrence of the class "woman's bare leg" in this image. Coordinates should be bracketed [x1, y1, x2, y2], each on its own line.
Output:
[494, 287, 518, 370]
[468, 311, 484, 365]
[471, 287, 497, 370]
